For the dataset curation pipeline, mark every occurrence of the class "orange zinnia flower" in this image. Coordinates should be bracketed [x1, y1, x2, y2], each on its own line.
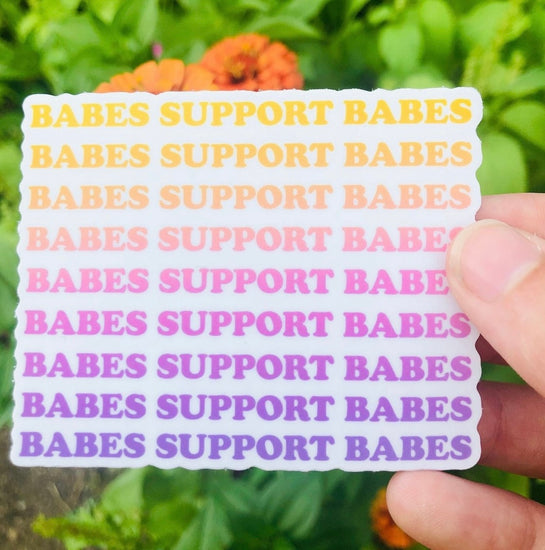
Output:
[95, 59, 216, 93]
[198, 33, 303, 90]
[370, 488, 415, 549]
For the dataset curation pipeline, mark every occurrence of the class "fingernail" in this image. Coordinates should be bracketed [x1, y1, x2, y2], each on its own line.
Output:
[448, 220, 543, 302]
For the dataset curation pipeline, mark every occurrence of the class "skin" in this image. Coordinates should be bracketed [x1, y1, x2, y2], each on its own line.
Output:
[386, 193, 545, 550]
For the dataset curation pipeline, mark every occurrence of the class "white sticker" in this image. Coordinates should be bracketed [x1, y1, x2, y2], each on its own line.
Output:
[13, 88, 482, 470]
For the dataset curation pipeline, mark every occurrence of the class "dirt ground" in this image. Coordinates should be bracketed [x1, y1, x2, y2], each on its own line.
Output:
[0, 426, 111, 549]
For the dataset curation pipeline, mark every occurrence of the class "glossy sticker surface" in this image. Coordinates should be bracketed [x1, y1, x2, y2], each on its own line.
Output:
[13, 89, 482, 470]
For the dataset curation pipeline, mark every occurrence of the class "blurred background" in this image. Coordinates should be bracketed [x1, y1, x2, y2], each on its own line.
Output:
[1, 0, 544, 548]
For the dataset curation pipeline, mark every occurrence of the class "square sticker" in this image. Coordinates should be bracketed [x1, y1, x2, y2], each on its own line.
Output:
[13, 88, 482, 470]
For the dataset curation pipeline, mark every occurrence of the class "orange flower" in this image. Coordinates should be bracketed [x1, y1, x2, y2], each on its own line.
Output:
[94, 59, 216, 93]
[198, 33, 303, 90]
[370, 489, 415, 549]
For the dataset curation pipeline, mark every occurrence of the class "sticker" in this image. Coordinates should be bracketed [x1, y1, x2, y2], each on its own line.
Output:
[13, 88, 482, 470]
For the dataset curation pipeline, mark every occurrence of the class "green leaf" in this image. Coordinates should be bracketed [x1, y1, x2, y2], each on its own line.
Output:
[346, 0, 372, 19]
[100, 468, 146, 514]
[0, 40, 41, 81]
[477, 131, 527, 194]
[39, 14, 102, 66]
[367, 5, 394, 26]
[36, 0, 81, 20]
[142, 468, 203, 542]
[260, 472, 323, 539]
[177, 0, 211, 10]
[209, 472, 257, 516]
[87, 0, 125, 23]
[113, 0, 158, 46]
[0, 341, 14, 427]
[385, 66, 452, 89]
[143, 468, 202, 504]
[418, 0, 455, 62]
[0, 228, 17, 333]
[247, 15, 322, 39]
[0, 242, 16, 294]
[485, 62, 519, 96]
[402, 71, 452, 88]
[174, 497, 232, 550]
[33, 510, 135, 550]
[144, 496, 198, 544]
[527, 5, 545, 57]
[276, 474, 322, 538]
[272, 538, 297, 550]
[225, 0, 272, 14]
[378, 18, 423, 74]
[507, 67, 545, 97]
[276, 0, 330, 21]
[59, 50, 130, 93]
[0, 142, 21, 205]
[459, 2, 528, 50]
[500, 100, 545, 151]
[155, 5, 231, 60]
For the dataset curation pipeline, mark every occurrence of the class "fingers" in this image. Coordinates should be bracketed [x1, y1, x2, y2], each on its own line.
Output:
[477, 193, 545, 236]
[479, 381, 545, 477]
[447, 219, 545, 396]
[387, 470, 545, 550]
[390, 195, 545, 550]
[390, 380, 545, 548]
[476, 334, 505, 364]
[472, 194, 545, 365]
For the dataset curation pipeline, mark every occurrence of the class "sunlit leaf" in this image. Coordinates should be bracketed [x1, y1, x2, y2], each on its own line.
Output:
[87, 0, 125, 24]
[113, 0, 158, 46]
[144, 496, 198, 544]
[37, 0, 81, 20]
[100, 468, 146, 514]
[507, 67, 545, 96]
[226, 0, 272, 13]
[0, 228, 17, 333]
[367, 5, 394, 26]
[418, 0, 455, 61]
[478, 131, 527, 194]
[400, 66, 452, 88]
[460, 2, 528, 50]
[247, 15, 322, 39]
[500, 100, 545, 151]
[0, 142, 21, 204]
[485, 63, 519, 96]
[276, 0, 330, 21]
[378, 18, 423, 74]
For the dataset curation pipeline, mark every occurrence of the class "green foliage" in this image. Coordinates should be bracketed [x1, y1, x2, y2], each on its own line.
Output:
[1, 1, 545, 549]
[34, 467, 393, 550]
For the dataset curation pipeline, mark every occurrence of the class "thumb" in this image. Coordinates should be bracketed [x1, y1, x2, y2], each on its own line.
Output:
[447, 219, 545, 395]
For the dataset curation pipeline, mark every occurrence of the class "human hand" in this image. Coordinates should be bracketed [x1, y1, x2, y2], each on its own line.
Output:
[387, 193, 545, 549]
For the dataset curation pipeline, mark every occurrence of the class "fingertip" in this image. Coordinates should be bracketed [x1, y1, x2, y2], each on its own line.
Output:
[447, 219, 545, 395]
[386, 471, 441, 537]
[447, 219, 543, 303]
[387, 470, 545, 550]
[385, 470, 411, 513]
